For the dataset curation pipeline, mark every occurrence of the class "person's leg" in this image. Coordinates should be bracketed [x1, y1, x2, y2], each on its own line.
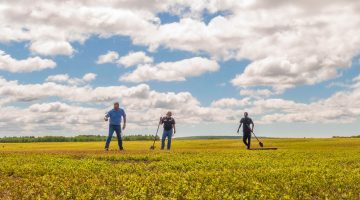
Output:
[247, 134, 251, 149]
[242, 133, 248, 147]
[114, 125, 123, 150]
[167, 130, 173, 150]
[105, 125, 115, 149]
[161, 129, 166, 150]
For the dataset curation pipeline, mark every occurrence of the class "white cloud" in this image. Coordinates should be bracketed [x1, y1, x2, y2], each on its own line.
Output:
[0, 1, 160, 56]
[96, 51, 119, 64]
[0, 102, 106, 135]
[240, 89, 276, 98]
[1, 1, 360, 135]
[46, 74, 70, 82]
[0, 50, 56, 73]
[211, 98, 251, 108]
[82, 73, 97, 82]
[120, 57, 219, 82]
[133, 1, 360, 91]
[46, 73, 97, 85]
[231, 54, 350, 92]
[353, 74, 360, 82]
[30, 40, 74, 56]
[1, 74, 360, 135]
[0, 76, 244, 134]
[211, 75, 360, 124]
[258, 81, 360, 124]
[97, 51, 153, 67]
[0, 0, 358, 91]
[117, 51, 153, 67]
[326, 82, 351, 89]
[29, 102, 71, 113]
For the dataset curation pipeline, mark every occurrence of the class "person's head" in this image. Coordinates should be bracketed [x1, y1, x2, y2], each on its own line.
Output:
[114, 102, 120, 110]
[244, 112, 248, 118]
[166, 111, 172, 117]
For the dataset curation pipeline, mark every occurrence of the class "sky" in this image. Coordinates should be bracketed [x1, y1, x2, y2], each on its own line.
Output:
[0, 0, 360, 138]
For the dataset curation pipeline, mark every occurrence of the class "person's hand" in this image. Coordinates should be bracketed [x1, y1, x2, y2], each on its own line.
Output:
[237, 130, 239, 134]
[122, 124, 126, 130]
[104, 117, 108, 122]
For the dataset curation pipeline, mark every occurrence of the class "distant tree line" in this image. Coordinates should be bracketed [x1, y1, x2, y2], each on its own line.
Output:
[0, 135, 159, 143]
[333, 135, 360, 138]
[175, 136, 241, 140]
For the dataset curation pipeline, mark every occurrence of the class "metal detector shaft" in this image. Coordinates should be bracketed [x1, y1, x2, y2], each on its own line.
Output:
[151, 121, 161, 146]
[245, 124, 261, 143]
[250, 130, 261, 143]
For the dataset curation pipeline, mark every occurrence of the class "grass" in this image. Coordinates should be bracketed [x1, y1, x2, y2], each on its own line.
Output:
[0, 138, 360, 199]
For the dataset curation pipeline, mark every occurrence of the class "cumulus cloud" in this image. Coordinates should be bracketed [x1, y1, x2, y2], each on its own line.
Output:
[1, 74, 360, 135]
[0, 102, 106, 135]
[116, 51, 153, 67]
[0, 76, 245, 134]
[0, 0, 160, 56]
[30, 40, 75, 56]
[120, 57, 219, 82]
[211, 75, 360, 124]
[29, 102, 72, 113]
[231, 54, 350, 92]
[240, 89, 277, 98]
[1, 0, 360, 135]
[0, 0, 359, 91]
[0, 76, 198, 108]
[82, 73, 97, 82]
[211, 98, 251, 108]
[134, 0, 360, 92]
[96, 51, 119, 64]
[46, 73, 97, 85]
[97, 51, 153, 67]
[0, 50, 56, 73]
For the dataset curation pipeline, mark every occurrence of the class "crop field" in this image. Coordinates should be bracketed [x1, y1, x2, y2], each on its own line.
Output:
[0, 138, 360, 199]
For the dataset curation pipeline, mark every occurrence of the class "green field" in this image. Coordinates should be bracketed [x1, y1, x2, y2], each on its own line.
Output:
[1, 138, 360, 199]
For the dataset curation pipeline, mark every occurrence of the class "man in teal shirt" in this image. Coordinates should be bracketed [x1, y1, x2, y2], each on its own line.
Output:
[104, 102, 126, 151]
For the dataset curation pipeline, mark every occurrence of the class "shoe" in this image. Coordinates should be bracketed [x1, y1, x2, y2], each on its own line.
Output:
[119, 147, 124, 151]
[105, 148, 109, 151]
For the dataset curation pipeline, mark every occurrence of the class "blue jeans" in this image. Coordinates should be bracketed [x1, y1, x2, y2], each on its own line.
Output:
[161, 129, 173, 150]
[105, 125, 123, 149]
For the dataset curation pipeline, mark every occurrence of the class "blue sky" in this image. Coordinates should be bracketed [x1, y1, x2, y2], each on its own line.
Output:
[0, 1, 360, 137]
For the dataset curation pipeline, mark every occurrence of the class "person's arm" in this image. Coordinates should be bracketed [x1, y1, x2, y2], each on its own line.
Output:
[237, 120, 242, 133]
[104, 112, 110, 121]
[160, 117, 164, 124]
[122, 116, 126, 130]
[173, 119, 176, 134]
[122, 111, 126, 130]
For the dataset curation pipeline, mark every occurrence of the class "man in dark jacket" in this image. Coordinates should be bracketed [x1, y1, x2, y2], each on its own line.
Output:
[237, 112, 254, 149]
[160, 111, 176, 150]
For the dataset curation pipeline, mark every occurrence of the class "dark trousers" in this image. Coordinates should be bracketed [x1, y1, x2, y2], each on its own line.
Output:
[105, 125, 123, 149]
[243, 132, 251, 149]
